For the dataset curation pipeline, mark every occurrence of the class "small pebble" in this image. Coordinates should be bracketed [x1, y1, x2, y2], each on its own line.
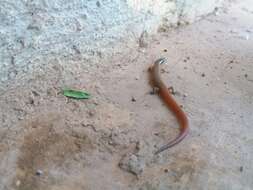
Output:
[131, 97, 136, 102]
[108, 140, 114, 145]
[118, 153, 145, 176]
[28, 97, 34, 105]
[214, 7, 219, 15]
[87, 110, 95, 117]
[8, 71, 17, 79]
[32, 90, 40, 96]
[183, 93, 188, 98]
[239, 166, 243, 172]
[16, 180, 21, 187]
[72, 45, 81, 54]
[96, 1, 101, 7]
[244, 74, 248, 78]
[164, 169, 169, 173]
[163, 49, 168, 52]
[201, 73, 206, 77]
[36, 170, 43, 176]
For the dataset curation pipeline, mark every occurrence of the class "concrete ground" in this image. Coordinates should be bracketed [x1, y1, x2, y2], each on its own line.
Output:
[0, 1, 253, 190]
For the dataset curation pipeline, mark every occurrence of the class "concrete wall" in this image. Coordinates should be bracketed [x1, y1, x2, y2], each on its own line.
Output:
[128, 0, 223, 28]
[125, 0, 224, 34]
[0, 0, 223, 83]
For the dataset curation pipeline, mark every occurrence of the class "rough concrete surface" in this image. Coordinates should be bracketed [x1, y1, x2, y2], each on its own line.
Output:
[0, 0, 223, 85]
[0, 0, 253, 190]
